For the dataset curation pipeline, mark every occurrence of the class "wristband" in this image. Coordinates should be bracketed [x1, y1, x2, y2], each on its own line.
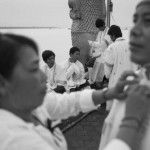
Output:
[120, 117, 140, 130]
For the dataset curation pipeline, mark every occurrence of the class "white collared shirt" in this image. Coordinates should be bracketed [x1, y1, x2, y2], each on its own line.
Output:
[99, 68, 150, 150]
[63, 59, 86, 89]
[104, 38, 138, 88]
[41, 63, 67, 91]
[0, 89, 97, 150]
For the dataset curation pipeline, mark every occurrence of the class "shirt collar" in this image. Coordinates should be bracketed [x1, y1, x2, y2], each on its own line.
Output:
[115, 37, 125, 42]
[47, 63, 56, 71]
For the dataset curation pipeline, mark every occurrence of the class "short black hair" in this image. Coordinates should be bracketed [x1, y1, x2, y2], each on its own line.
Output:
[0, 33, 38, 80]
[108, 25, 122, 38]
[69, 47, 80, 55]
[95, 19, 105, 28]
[42, 50, 55, 63]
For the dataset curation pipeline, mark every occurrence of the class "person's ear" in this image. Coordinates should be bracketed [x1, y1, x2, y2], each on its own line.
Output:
[0, 75, 9, 96]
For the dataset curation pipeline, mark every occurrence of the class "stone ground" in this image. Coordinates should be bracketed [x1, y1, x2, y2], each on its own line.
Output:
[59, 108, 108, 150]
[58, 77, 109, 150]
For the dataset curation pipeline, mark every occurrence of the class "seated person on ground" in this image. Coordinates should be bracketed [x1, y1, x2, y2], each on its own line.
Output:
[41, 50, 67, 93]
[63, 47, 89, 92]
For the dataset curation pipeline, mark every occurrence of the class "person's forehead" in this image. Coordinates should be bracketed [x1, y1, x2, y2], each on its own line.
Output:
[135, 4, 150, 16]
[136, 0, 150, 11]
[74, 51, 80, 53]
[48, 55, 55, 58]
[19, 46, 39, 64]
[137, 0, 150, 8]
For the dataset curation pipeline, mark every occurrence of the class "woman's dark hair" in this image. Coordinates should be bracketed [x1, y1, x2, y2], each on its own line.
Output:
[42, 50, 55, 63]
[69, 47, 80, 55]
[0, 33, 38, 80]
[108, 25, 122, 38]
[95, 19, 105, 28]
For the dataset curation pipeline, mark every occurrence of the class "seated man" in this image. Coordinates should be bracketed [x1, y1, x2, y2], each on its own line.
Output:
[63, 47, 89, 92]
[41, 50, 67, 93]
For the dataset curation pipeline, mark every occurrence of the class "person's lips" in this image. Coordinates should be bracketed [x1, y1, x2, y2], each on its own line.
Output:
[129, 42, 143, 52]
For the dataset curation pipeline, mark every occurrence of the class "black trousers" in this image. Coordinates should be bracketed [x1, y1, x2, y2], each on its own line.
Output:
[53, 85, 66, 94]
[70, 80, 90, 92]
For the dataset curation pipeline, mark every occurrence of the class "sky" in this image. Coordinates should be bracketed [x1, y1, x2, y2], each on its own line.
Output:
[0, 0, 140, 28]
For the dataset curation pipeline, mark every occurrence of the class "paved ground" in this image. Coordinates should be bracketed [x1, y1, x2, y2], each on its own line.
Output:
[59, 108, 108, 150]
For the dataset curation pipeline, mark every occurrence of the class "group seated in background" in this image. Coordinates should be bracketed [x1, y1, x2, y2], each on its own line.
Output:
[62, 46, 90, 92]
[41, 50, 67, 93]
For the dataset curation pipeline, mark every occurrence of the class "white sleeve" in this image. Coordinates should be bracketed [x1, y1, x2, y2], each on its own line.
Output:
[42, 89, 98, 120]
[73, 63, 81, 75]
[103, 139, 131, 150]
[104, 63, 113, 79]
[66, 63, 75, 79]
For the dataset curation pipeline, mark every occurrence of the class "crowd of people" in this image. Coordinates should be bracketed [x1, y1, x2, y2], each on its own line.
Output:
[0, 0, 150, 150]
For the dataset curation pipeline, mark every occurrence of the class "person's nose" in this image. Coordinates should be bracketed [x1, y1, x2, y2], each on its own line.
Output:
[40, 70, 47, 83]
[130, 21, 142, 38]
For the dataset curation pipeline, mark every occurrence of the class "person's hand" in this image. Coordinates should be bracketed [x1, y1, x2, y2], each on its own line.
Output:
[116, 85, 150, 147]
[111, 70, 140, 99]
[125, 85, 150, 124]
[88, 40, 93, 46]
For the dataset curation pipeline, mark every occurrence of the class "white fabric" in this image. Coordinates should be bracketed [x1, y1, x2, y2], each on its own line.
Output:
[0, 89, 97, 150]
[89, 27, 111, 63]
[42, 90, 96, 119]
[63, 59, 86, 90]
[104, 38, 137, 88]
[99, 68, 150, 150]
[41, 63, 67, 91]
[92, 35, 112, 63]
[104, 38, 138, 110]
[88, 27, 112, 83]
[103, 139, 131, 150]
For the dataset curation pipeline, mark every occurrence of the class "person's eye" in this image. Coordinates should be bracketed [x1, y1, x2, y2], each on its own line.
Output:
[133, 17, 137, 24]
[30, 67, 39, 72]
[144, 18, 150, 26]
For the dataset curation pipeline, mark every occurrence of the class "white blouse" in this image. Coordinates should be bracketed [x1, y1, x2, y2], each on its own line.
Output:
[0, 89, 97, 150]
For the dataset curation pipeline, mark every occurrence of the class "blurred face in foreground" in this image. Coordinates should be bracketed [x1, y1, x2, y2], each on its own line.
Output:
[130, 2, 150, 66]
[7, 45, 47, 112]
